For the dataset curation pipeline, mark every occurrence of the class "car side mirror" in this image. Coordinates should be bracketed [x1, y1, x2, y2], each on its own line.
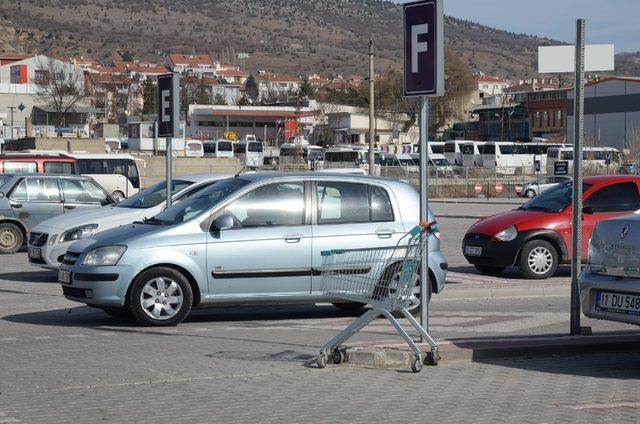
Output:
[210, 213, 234, 232]
[0, 192, 4, 198]
[582, 206, 594, 215]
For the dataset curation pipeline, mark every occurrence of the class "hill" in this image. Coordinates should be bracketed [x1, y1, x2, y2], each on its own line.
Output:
[0, 0, 637, 79]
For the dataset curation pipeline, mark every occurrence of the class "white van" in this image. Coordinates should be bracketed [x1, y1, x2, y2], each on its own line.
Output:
[185, 140, 204, 158]
[427, 142, 446, 155]
[462, 141, 486, 167]
[73, 153, 142, 199]
[443, 140, 467, 166]
[203, 139, 234, 158]
[235, 137, 264, 167]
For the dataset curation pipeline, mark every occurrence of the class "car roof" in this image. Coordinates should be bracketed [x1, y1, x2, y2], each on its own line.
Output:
[177, 173, 236, 183]
[583, 175, 640, 186]
[1, 173, 92, 179]
[236, 171, 406, 185]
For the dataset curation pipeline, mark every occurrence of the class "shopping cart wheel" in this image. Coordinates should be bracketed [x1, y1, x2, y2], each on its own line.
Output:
[426, 349, 440, 366]
[317, 353, 328, 369]
[332, 349, 345, 364]
[411, 356, 423, 373]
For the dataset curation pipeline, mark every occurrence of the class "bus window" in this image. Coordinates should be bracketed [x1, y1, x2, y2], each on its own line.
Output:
[235, 144, 247, 154]
[248, 142, 263, 152]
[3, 162, 37, 173]
[560, 151, 573, 161]
[44, 161, 76, 174]
[463, 144, 475, 154]
[78, 159, 105, 174]
[219, 141, 233, 152]
[547, 149, 558, 159]
[483, 144, 495, 155]
[203, 143, 217, 154]
[430, 145, 444, 154]
[444, 143, 456, 153]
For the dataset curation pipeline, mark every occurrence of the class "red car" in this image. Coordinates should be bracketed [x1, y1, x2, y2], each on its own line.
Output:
[463, 176, 640, 279]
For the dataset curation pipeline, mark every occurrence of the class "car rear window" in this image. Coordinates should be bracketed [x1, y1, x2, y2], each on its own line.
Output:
[3, 161, 37, 173]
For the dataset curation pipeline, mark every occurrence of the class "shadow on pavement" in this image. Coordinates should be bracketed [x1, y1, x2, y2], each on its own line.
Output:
[3, 303, 365, 328]
[0, 270, 58, 283]
[472, 348, 640, 379]
[447, 265, 571, 280]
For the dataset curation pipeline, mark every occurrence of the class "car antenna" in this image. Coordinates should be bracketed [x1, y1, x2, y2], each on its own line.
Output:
[234, 166, 244, 178]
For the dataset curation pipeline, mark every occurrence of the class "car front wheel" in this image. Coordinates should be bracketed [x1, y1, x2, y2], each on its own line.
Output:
[128, 267, 193, 326]
[518, 240, 558, 279]
[525, 189, 536, 198]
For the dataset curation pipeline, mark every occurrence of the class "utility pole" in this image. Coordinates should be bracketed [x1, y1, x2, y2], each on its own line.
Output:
[368, 39, 376, 175]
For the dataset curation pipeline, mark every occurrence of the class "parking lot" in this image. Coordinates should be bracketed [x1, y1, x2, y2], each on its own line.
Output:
[1, 200, 639, 423]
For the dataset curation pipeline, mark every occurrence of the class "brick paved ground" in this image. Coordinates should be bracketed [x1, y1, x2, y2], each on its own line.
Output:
[0, 208, 638, 423]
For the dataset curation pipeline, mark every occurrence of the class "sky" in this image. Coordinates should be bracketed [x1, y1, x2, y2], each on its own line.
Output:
[400, 0, 640, 53]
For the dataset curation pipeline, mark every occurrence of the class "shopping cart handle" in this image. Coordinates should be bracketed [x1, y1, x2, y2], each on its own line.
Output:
[410, 221, 438, 237]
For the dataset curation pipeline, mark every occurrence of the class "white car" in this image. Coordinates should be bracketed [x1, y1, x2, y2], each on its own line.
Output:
[28, 174, 233, 270]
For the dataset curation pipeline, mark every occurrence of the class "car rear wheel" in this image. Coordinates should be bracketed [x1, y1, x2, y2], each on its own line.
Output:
[375, 262, 432, 317]
[128, 267, 193, 326]
[475, 265, 505, 276]
[518, 240, 558, 279]
[0, 223, 23, 254]
[525, 189, 536, 198]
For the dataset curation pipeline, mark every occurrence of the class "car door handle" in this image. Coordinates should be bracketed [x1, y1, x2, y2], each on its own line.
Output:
[9, 201, 22, 209]
[284, 233, 303, 243]
[64, 204, 76, 210]
[376, 228, 394, 239]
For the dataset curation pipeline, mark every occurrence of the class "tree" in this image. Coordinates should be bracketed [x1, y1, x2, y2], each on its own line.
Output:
[141, 78, 156, 115]
[244, 75, 259, 102]
[35, 57, 88, 128]
[299, 79, 315, 99]
[213, 94, 227, 105]
[180, 75, 211, 117]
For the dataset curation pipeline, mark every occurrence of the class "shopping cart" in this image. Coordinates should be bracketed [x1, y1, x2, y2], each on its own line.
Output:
[316, 221, 439, 373]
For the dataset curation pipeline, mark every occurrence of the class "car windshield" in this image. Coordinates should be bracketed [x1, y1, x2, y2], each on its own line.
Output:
[152, 178, 250, 225]
[520, 181, 592, 212]
[431, 158, 449, 166]
[117, 180, 193, 209]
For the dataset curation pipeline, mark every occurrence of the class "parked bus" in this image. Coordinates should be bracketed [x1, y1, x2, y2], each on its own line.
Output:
[428, 141, 446, 155]
[481, 142, 566, 172]
[462, 141, 486, 167]
[203, 139, 234, 158]
[324, 147, 380, 168]
[73, 153, 142, 199]
[443, 140, 468, 166]
[0, 153, 77, 174]
[235, 136, 264, 167]
[379, 153, 418, 172]
[547, 146, 621, 172]
[279, 143, 324, 166]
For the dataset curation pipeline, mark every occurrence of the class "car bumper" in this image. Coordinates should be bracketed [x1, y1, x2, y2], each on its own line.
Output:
[429, 250, 448, 294]
[59, 263, 136, 308]
[579, 267, 640, 326]
[462, 233, 521, 268]
[28, 240, 71, 270]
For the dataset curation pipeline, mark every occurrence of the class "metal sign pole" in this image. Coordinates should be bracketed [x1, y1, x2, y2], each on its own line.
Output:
[420, 96, 430, 336]
[166, 137, 173, 208]
[570, 19, 586, 336]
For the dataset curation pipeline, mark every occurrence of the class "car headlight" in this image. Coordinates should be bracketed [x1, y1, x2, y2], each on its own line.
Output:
[82, 246, 127, 266]
[60, 224, 99, 243]
[494, 225, 517, 242]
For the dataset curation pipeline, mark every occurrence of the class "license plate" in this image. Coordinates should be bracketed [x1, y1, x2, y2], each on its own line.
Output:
[58, 269, 71, 285]
[465, 246, 482, 256]
[28, 247, 42, 259]
[596, 291, 640, 315]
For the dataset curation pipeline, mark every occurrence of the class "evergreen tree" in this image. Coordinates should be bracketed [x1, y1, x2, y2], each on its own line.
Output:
[244, 75, 259, 101]
[141, 78, 156, 115]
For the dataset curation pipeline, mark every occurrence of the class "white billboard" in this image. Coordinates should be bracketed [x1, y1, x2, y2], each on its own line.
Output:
[538, 44, 615, 73]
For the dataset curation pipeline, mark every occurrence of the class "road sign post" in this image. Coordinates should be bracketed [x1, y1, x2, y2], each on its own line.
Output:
[403, 0, 443, 338]
[538, 20, 614, 336]
[157, 73, 180, 208]
[570, 20, 586, 336]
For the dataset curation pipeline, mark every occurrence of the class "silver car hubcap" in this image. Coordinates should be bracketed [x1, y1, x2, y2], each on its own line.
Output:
[528, 247, 553, 275]
[389, 272, 422, 309]
[0, 229, 16, 248]
[140, 277, 183, 320]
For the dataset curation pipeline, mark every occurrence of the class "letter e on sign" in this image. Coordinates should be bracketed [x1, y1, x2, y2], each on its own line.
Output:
[157, 73, 179, 137]
[403, 0, 444, 98]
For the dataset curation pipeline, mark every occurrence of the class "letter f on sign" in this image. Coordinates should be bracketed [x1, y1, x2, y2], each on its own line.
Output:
[411, 24, 428, 73]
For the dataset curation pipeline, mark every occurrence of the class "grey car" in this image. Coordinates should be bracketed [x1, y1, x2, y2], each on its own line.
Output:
[516, 176, 571, 198]
[58, 172, 448, 326]
[580, 213, 640, 326]
[0, 174, 114, 254]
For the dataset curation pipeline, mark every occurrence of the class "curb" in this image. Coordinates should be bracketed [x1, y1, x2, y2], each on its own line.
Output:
[341, 333, 640, 368]
[436, 283, 569, 300]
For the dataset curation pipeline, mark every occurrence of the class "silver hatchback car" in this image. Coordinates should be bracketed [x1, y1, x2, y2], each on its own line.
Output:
[59, 173, 448, 326]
